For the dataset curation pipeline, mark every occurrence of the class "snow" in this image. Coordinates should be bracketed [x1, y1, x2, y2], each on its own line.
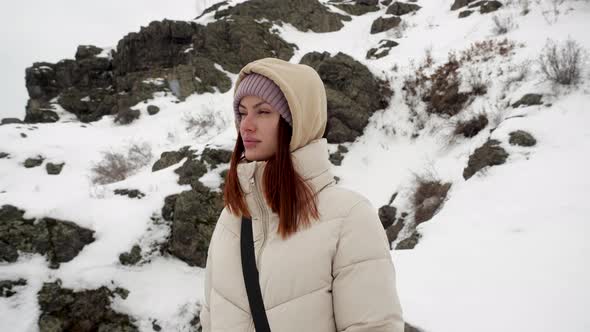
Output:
[2, 0, 590, 331]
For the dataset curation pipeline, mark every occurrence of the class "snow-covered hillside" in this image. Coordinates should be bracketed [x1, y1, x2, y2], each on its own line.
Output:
[1, 0, 589, 331]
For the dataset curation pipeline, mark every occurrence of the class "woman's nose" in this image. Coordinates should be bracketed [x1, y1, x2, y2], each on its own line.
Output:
[240, 113, 255, 132]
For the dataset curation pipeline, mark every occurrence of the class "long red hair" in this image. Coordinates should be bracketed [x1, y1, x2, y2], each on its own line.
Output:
[223, 117, 319, 239]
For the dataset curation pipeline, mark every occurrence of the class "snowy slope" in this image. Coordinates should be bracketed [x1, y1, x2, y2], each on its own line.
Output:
[2, 0, 590, 331]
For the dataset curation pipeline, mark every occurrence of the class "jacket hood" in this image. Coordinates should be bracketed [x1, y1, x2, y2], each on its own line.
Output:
[233, 57, 327, 152]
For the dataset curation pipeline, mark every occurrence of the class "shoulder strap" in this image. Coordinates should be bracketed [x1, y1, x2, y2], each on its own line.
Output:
[241, 216, 271, 332]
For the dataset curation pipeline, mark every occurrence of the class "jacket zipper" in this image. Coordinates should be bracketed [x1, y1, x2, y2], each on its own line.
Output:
[250, 176, 269, 270]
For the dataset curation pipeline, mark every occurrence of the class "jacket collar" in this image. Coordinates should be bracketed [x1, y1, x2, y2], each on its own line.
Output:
[236, 138, 335, 197]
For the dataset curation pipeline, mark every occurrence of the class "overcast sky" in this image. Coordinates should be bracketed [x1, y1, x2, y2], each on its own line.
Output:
[0, 0, 220, 120]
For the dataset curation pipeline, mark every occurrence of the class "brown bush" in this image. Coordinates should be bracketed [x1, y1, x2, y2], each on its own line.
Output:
[413, 177, 451, 225]
[90, 142, 153, 185]
[454, 114, 489, 137]
[538, 37, 586, 85]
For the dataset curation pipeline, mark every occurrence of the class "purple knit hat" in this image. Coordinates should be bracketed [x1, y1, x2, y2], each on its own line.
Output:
[233, 73, 292, 127]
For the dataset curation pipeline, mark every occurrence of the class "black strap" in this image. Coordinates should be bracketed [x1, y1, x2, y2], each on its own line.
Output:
[241, 216, 271, 332]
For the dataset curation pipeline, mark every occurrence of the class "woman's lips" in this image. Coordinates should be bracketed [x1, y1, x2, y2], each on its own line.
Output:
[243, 139, 260, 148]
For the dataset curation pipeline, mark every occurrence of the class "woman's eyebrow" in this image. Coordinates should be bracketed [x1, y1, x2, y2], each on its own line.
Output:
[238, 101, 271, 109]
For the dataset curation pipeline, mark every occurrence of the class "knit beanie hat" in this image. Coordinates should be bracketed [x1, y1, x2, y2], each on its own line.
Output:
[233, 73, 292, 127]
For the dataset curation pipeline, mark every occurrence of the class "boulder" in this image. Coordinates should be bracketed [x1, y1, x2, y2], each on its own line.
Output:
[335, 0, 380, 16]
[167, 182, 223, 267]
[458, 10, 474, 18]
[509, 130, 536, 147]
[386, 2, 421, 16]
[152, 146, 193, 172]
[147, 105, 160, 115]
[46, 162, 65, 175]
[512, 93, 543, 108]
[24, 155, 44, 168]
[370, 16, 402, 34]
[0, 205, 95, 268]
[213, 0, 351, 33]
[300, 52, 393, 143]
[200, 147, 232, 168]
[1, 118, 23, 125]
[37, 281, 137, 332]
[366, 39, 399, 59]
[329, 145, 349, 166]
[463, 139, 509, 179]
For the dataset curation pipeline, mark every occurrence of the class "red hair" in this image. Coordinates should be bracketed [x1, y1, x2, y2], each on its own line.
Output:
[223, 118, 319, 239]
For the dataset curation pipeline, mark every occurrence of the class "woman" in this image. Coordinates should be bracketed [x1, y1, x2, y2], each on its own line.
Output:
[199, 57, 404, 331]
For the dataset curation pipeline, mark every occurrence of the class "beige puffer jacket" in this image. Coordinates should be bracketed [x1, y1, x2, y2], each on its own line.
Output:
[199, 58, 404, 332]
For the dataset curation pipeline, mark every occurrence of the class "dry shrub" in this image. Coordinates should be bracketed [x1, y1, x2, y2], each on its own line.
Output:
[454, 113, 489, 137]
[90, 142, 153, 185]
[491, 14, 516, 35]
[538, 37, 586, 85]
[459, 39, 516, 63]
[413, 176, 452, 225]
[425, 53, 469, 116]
[464, 67, 490, 95]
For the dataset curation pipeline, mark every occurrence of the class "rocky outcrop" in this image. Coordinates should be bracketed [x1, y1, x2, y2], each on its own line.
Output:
[114, 189, 146, 199]
[0, 278, 27, 297]
[509, 130, 536, 147]
[164, 182, 223, 267]
[200, 147, 232, 169]
[37, 280, 137, 332]
[366, 39, 399, 59]
[25, 14, 297, 124]
[300, 52, 393, 143]
[213, 0, 351, 32]
[512, 93, 543, 108]
[386, 2, 421, 16]
[0, 205, 95, 268]
[334, 0, 380, 16]
[370, 16, 402, 34]
[46, 162, 65, 175]
[463, 139, 509, 179]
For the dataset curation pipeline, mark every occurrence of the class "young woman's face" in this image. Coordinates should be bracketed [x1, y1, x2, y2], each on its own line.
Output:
[238, 95, 281, 161]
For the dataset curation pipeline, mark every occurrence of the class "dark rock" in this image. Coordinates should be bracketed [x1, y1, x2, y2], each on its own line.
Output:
[395, 230, 421, 250]
[162, 194, 179, 222]
[1, 118, 23, 125]
[152, 320, 162, 331]
[46, 162, 65, 175]
[370, 16, 402, 34]
[378, 205, 397, 229]
[329, 144, 349, 166]
[300, 52, 393, 143]
[335, 0, 380, 16]
[386, 2, 421, 16]
[152, 146, 193, 172]
[21, 133, 27, 138]
[509, 130, 536, 147]
[381, 0, 393, 5]
[24, 99, 59, 123]
[114, 189, 146, 199]
[37, 281, 138, 332]
[413, 181, 451, 225]
[0, 205, 95, 268]
[512, 93, 543, 108]
[119, 245, 142, 266]
[0, 278, 27, 297]
[480, 0, 502, 13]
[405, 322, 425, 332]
[0, 152, 9, 159]
[147, 105, 160, 115]
[114, 107, 140, 125]
[385, 219, 405, 248]
[175, 158, 208, 189]
[463, 139, 509, 179]
[24, 155, 44, 168]
[214, 0, 350, 33]
[75, 45, 103, 60]
[455, 114, 488, 138]
[366, 39, 399, 59]
[192, 17, 296, 74]
[167, 182, 223, 267]
[458, 10, 474, 18]
[195, 1, 229, 19]
[468, 0, 486, 8]
[200, 147, 232, 168]
[113, 287, 129, 300]
[451, 0, 476, 10]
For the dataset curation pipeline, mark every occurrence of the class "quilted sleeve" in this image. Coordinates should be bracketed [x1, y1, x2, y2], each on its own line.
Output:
[332, 199, 404, 332]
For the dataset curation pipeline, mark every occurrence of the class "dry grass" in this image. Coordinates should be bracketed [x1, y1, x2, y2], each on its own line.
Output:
[90, 142, 153, 185]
